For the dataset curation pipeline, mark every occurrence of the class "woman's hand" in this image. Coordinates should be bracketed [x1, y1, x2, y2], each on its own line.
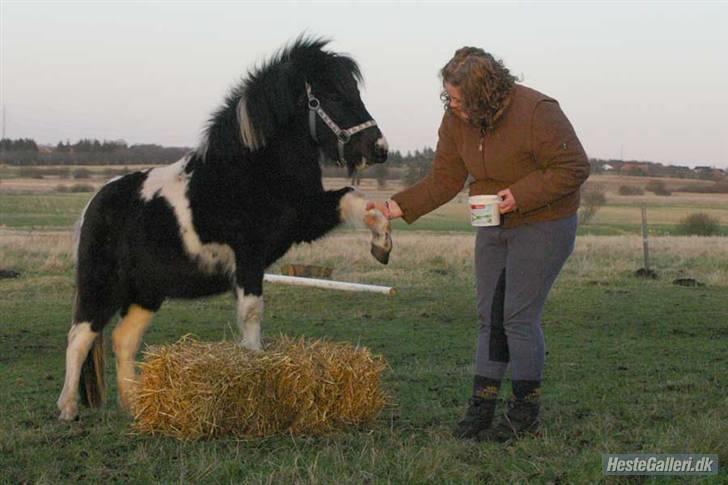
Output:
[497, 188, 518, 214]
[366, 199, 403, 220]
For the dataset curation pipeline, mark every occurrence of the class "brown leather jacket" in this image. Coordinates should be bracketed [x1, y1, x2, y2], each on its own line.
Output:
[392, 85, 590, 228]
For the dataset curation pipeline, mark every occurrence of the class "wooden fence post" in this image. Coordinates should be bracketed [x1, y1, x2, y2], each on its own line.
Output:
[641, 204, 650, 271]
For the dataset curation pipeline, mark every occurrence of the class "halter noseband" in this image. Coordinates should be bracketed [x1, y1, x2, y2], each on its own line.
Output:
[305, 82, 378, 167]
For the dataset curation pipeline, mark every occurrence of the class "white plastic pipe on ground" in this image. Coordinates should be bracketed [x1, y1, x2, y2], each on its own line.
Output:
[263, 274, 396, 296]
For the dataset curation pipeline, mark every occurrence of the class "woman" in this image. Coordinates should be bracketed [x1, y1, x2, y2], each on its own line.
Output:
[368, 47, 590, 442]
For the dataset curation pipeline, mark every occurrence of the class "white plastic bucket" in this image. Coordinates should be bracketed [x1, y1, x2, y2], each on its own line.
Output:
[469, 195, 501, 227]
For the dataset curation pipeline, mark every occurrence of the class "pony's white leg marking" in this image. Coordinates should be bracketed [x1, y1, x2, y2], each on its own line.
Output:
[364, 209, 392, 249]
[339, 190, 369, 224]
[112, 305, 153, 411]
[339, 190, 392, 259]
[339, 190, 390, 237]
[57, 322, 98, 420]
[237, 288, 264, 351]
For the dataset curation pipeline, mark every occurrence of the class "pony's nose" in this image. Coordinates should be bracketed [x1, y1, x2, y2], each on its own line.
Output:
[373, 146, 388, 163]
[373, 137, 389, 163]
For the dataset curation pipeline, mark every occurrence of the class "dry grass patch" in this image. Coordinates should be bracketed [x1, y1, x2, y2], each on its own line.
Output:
[280, 231, 728, 287]
[566, 235, 728, 285]
[276, 230, 473, 287]
[0, 230, 74, 273]
[1, 229, 725, 286]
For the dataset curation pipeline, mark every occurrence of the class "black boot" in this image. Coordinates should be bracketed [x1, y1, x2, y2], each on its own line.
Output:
[453, 397, 497, 439]
[477, 392, 540, 443]
[452, 376, 501, 439]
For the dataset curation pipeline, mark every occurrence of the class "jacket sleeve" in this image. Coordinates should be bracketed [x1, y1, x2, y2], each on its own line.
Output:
[391, 115, 468, 224]
[509, 100, 590, 213]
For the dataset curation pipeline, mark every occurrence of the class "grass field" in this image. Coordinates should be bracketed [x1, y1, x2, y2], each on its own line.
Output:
[2, 172, 727, 235]
[1, 172, 726, 482]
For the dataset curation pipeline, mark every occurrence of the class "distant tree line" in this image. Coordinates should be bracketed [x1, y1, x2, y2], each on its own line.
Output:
[589, 158, 725, 181]
[0, 138, 39, 153]
[1, 137, 724, 184]
[0, 138, 189, 165]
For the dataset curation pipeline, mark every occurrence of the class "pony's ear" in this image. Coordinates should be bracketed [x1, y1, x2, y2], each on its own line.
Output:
[237, 63, 298, 151]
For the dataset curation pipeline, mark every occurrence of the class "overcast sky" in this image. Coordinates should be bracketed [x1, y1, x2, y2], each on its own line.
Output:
[2, 1, 727, 168]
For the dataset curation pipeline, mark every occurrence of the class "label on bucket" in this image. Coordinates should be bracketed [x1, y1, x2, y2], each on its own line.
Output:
[469, 195, 501, 227]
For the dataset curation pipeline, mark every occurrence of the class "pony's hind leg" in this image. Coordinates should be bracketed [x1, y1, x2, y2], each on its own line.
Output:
[112, 304, 154, 412]
[57, 322, 99, 420]
[58, 298, 116, 420]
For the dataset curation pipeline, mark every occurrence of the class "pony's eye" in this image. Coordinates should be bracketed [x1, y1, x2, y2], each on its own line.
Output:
[327, 93, 344, 103]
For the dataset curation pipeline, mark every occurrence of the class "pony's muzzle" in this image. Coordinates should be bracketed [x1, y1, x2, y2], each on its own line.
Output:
[372, 145, 388, 163]
[371, 136, 389, 163]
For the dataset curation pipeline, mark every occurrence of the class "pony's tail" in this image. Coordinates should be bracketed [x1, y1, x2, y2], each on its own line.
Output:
[73, 191, 108, 409]
[79, 331, 105, 408]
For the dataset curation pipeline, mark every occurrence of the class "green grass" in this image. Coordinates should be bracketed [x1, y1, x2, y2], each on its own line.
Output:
[1, 185, 726, 482]
[0, 193, 91, 229]
[2, 189, 727, 236]
[1, 265, 726, 483]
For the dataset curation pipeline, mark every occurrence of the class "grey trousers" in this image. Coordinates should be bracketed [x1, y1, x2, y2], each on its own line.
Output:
[474, 214, 577, 382]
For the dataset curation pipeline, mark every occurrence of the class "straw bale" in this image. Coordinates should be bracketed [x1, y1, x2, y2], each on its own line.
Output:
[131, 335, 388, 440]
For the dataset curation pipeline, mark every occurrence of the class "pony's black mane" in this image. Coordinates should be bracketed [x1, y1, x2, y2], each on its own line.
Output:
[245, 36, 362, 95]
[199, 36, 363, 161]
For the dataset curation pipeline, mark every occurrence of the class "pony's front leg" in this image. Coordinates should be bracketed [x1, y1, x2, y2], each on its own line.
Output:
[339, 189, 392, 264]
[236, 264, 264, 351]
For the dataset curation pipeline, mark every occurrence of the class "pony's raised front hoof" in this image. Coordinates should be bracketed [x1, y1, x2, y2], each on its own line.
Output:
[370, 243, 390, 265]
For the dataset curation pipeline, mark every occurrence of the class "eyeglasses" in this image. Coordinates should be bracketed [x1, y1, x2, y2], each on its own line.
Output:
[440, 91, 463, 106]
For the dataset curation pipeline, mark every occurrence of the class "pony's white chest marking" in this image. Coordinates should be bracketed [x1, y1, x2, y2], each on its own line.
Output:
[140, 157, 236, 274]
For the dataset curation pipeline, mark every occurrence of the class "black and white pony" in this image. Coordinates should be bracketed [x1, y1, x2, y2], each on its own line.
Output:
[57, 37, 391, 421]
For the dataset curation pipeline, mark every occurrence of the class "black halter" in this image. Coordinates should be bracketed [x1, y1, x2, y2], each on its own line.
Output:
[305, 82, 378, 167]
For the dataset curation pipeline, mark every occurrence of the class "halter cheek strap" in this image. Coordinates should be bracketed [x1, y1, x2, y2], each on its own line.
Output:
[305, 82, 378, 167]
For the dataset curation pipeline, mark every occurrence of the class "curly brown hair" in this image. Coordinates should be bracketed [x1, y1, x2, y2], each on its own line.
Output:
[440, 47, 517, 130]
